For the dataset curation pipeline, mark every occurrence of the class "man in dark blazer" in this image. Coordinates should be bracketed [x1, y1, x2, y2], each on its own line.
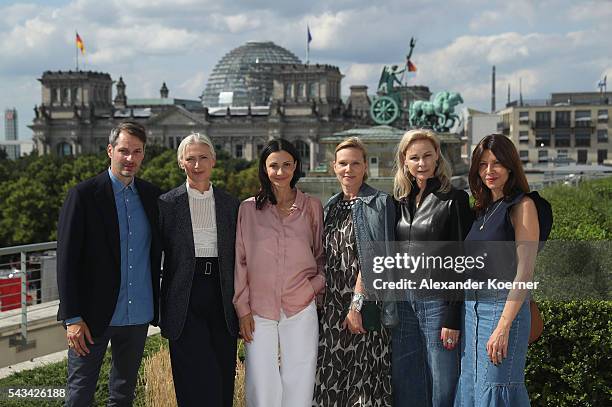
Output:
[158, 133, 239, 407]
[56, 121, 162, 406]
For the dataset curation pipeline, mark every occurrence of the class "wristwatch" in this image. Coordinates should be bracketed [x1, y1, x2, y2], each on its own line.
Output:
[350, 292, 366, 312]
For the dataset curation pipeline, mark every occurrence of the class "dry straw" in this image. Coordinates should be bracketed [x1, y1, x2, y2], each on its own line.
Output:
[142, 345, 246, 406]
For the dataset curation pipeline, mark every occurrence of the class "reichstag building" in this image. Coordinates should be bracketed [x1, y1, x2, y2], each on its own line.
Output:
[29, 41, 377, 171]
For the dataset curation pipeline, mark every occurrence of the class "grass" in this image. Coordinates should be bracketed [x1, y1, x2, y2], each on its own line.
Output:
[0, 335, 246, 406]
[141, 345, 246, 407]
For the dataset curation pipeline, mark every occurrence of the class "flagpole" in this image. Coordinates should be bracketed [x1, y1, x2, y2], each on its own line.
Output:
[75, 31, 79, 71]
[307, 25, 311, 65]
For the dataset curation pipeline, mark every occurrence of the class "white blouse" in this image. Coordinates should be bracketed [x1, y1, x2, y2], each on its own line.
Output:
[186, 182, 218, 258]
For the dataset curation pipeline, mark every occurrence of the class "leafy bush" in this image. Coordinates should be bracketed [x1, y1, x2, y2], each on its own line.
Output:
[540, 177, 612, 241]
[526, 300, 612, 407]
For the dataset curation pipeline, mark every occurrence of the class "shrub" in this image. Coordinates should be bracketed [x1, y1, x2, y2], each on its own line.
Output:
[526, 300, 612, 406]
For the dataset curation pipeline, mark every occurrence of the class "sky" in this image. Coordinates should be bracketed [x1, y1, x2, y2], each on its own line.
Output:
[0, 0, 611, 140]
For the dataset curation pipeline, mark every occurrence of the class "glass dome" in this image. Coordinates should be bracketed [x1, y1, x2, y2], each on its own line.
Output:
[201, 41, 301, 107]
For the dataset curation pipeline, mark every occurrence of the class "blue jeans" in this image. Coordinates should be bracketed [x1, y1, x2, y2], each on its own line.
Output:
[392, 300, 460, 407]
[454, 293, 530, 407]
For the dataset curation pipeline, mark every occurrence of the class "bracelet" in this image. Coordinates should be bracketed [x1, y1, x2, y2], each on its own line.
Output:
[350, 292, 366, 312]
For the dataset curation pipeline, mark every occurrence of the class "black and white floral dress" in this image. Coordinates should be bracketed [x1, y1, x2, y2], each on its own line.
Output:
[313, 199, 392, 407]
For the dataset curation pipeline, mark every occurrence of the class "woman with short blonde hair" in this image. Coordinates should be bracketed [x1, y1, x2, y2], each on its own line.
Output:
[177, 132, 216, 165]
[313, 136, 394, 406]
[334, 136, 369, 181]
[159, 131, 239, 407]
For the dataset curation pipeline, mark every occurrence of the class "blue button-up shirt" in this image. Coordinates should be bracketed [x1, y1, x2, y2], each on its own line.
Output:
[65, 171, 154, 327]
[108, 169, 154, 326]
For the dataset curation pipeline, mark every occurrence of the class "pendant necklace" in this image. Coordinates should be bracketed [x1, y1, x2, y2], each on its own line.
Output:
[480, 200, 503, 230]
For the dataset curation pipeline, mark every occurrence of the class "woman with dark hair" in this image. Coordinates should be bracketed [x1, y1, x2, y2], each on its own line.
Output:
[455, 134, 552, 406]
[233, 138, 325, 407]
[392, 129, 473, 407]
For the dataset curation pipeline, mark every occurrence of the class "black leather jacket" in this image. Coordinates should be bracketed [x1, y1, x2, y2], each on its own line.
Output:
[395, 177, 473, 329]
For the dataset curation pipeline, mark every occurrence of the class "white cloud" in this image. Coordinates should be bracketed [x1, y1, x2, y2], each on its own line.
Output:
[305, 11, 349, 50]
[0, 3, 43, 26]
[497, 69, 540, 98]
[469, 11, 501, 31]
[178, 72, 207, 97]
[568, 1, 612, 21]
[344, 63, 380, 85]
[87, 25, 199, 64]
[0, 17, 57, 57]
[113, 0, 216, 11]
[223, 14, 261, 33]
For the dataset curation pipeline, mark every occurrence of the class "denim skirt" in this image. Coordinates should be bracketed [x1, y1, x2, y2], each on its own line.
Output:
[454, 291, 531, 407]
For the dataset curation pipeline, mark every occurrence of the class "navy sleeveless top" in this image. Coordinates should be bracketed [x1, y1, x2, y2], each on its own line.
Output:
[466, 193, 525, 242]
[465, 191, 553, 285]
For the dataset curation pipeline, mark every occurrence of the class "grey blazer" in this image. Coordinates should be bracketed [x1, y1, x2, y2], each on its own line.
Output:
[158, 184, 239, 340]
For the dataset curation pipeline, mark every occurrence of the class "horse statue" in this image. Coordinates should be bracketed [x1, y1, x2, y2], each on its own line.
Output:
[408, 91, 463, 132]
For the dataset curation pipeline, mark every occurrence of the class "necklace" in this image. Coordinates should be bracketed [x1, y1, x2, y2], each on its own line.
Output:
[480, 200, 503, 230]
[277, 198, 296, 216]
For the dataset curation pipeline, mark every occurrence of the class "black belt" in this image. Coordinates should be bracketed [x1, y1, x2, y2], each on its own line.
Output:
[195, 257, 219, 275]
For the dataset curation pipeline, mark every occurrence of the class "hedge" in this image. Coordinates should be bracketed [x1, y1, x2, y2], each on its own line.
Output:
[526, 300, 611, 406]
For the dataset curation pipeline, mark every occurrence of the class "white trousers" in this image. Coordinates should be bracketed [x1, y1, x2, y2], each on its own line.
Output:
[245, 301, 319, 407]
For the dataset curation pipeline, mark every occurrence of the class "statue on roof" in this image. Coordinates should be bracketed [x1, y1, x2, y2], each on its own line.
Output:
[370, 38, 417, 125]
[370, 37, 463, 131]
[409, 91, 464, 132]
[378, 65, 405, 94]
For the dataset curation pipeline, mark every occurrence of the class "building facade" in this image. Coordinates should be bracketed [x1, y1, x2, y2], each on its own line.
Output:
[29, 42, 380, 170]
[28, 41, 452, 174]
[497, 92, 611, 165]
[465, 108, 498, 160]
[3, 108, 18, 159]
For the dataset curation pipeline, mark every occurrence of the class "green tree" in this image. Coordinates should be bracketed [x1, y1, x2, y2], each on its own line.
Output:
[0, 177, 61, 245]
[139, 149, 184, 192]
[226, 165, 260, 200]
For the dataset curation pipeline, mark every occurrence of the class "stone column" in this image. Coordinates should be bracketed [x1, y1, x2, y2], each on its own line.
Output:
[309, 138, 316, 171]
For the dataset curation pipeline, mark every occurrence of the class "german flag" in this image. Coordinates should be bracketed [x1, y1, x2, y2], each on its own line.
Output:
[407, 60, 417, 72]
[76, 32, 85, 54]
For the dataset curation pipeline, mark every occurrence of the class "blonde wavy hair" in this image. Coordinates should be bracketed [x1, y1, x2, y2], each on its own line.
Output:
[393, 129, 452, 200]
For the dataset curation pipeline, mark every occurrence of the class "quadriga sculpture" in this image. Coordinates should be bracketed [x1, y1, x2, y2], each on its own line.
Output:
[408, 91, 464, 132]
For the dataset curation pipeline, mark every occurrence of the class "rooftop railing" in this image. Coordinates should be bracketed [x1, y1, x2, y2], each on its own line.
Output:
[0, 241, 57, 351]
